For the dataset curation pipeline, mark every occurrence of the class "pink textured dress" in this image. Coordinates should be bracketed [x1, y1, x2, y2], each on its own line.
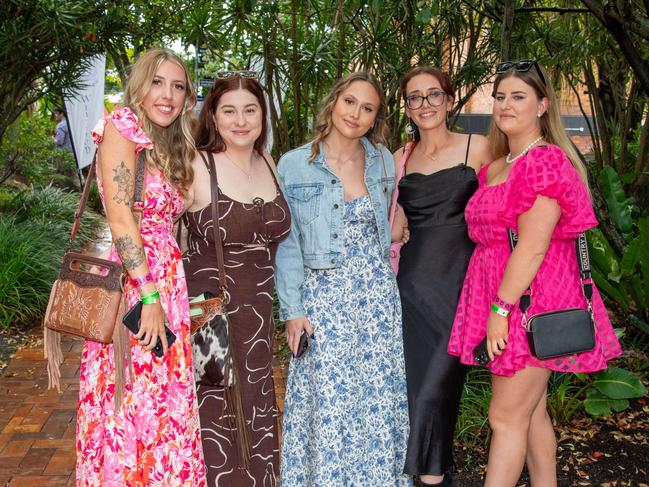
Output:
[75, 108, 206, 485]
[448, 144, 621, 377]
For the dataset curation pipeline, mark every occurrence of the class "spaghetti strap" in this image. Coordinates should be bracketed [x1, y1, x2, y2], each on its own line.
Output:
[260, 152, 281, 195]
[463, 133, 472, 166]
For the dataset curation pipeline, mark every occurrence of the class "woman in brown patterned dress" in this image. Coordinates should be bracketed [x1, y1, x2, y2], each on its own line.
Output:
[181, 71, 290, 486]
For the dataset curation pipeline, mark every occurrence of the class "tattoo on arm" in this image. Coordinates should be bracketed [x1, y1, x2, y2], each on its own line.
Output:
[112, 161, 134, 205]
[114, 235, 146, 270]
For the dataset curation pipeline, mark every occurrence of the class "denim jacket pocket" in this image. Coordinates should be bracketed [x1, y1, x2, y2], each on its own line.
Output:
[285, 183, 323, 225]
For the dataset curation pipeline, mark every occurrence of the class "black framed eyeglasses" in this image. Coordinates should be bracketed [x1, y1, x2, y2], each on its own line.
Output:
[405, 90, 448, 110]
[215, 70, 259, 80]
[495, 60, 546, 86]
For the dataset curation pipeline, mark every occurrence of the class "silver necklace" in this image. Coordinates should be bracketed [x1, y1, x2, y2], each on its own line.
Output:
[506, 136, 544, 164]
[223, 151, 253, 182]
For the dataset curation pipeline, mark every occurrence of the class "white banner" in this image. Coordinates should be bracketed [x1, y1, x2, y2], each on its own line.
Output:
[64, 54, 106, 169]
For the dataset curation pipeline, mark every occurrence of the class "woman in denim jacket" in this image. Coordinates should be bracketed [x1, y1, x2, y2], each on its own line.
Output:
[276, 71, 412, 487]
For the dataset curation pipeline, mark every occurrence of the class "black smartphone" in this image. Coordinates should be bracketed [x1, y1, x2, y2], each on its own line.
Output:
[293, 331, 309, 358]
[472, 337, 490, 366]
[122, 301, 176, 357]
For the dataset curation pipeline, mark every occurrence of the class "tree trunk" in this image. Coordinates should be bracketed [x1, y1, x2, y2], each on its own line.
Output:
[581, 0, 649, 96]
[500, 0, 515, 61]
[290, 0, 302, 144]
[335, 0, 345, 80]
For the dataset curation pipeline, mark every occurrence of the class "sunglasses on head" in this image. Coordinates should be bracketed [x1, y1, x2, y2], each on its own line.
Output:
[495, 60, 546, 86]
[215, 70, 259, 80]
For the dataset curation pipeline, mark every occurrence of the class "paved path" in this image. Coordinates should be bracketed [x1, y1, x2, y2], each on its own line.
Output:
[0, 330, 288, 486]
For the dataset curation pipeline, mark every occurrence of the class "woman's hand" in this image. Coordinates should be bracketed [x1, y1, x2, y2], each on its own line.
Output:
[285, 316, 313, 356]
[135, 300, 169, 356]
[486, 312, 509, 361]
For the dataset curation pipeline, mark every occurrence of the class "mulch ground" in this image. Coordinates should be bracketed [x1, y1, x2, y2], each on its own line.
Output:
[453, 398, 649, 486]
[0, 326, 647, 486]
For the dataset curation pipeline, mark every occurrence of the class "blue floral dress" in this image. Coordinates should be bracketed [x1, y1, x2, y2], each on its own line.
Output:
[280, 195, 412, 487]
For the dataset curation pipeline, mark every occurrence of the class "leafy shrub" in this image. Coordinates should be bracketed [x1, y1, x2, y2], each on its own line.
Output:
[456, 368, 491, 446]
[0, 186, 104, 330]
[1, 112, 78, 189]
[8, 186, 102, 248]
[0, 216, 69, 329]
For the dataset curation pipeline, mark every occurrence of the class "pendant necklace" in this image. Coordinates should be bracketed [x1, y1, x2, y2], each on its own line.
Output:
[506, 136, 544, 164]
[223, 151, 253, 182]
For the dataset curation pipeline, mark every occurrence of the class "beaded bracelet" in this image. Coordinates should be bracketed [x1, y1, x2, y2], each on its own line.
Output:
[132, 273, 153, 289]
[140, 291, 160, 305]
[491, 302, 510, 317]
[493, 294, 514, 311]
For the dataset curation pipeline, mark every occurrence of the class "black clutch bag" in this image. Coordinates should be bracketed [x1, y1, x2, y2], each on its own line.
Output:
[509, 230, 595, 360]
[122, 301, 176, 358]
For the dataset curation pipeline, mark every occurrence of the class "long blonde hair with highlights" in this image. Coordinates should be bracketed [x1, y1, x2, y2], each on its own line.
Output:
[123, 48, 197, 194]
[310, 71, 389, 161]
[488, 63, 589, 191]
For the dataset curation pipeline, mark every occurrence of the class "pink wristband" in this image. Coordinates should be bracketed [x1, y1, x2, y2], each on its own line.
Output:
[131, 273, 153, 289]
[494, 294, 514, 311]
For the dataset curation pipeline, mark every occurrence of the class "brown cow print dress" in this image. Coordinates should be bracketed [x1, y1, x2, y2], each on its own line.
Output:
[182, 155, 290, 486]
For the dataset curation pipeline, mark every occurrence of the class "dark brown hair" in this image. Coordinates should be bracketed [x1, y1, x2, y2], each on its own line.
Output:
[195, 77, 268, 154]
[399, 66, 455, 141]
[399, 66, 455, 102]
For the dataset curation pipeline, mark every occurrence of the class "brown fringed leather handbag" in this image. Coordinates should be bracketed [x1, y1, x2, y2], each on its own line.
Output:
[43, 150, 146, 404]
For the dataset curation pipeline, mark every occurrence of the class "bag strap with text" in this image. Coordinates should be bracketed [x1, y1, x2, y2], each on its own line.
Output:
[508, 229, 593, 319]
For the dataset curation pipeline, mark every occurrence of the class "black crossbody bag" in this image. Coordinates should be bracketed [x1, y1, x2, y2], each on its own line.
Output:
[508, 229, 596, 360]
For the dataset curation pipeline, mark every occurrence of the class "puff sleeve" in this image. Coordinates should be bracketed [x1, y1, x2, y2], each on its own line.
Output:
[499, 144, 597, 238]
[91, 107, 153, 152]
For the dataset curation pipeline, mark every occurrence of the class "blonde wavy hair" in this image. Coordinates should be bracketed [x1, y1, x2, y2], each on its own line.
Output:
[488, 62, 589, 191]
[310, 71, 389, 161]
[123, 48, 197, 194]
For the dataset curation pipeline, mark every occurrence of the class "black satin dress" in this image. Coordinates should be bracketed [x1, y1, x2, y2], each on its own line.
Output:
[397, 140, 478, 477]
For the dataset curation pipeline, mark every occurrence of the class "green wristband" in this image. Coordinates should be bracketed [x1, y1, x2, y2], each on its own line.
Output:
[141, 291, 160, 305]
[491, 302, 510, 317]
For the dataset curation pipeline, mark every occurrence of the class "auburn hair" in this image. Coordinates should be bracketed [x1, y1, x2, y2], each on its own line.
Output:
[399, 66, 455, 141]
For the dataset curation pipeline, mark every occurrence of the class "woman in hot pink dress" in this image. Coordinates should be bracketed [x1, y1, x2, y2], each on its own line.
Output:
[448, 60, 621, 487]
[76, 49, 206, 485]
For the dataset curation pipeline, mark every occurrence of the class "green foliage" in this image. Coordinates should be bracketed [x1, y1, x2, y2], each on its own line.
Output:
[456, 368, 491, 445]
[0, 186, 104, 330]
[584, 366, 647, 416]
[601, 166, 634, 241]
[0, 112, 78, 188]
[0, 216, 68, 329]
[0, 0, 126, 144]
[588, 165, 649, 334]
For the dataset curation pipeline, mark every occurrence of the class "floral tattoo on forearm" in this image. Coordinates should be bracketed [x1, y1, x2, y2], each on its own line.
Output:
[114, 235, 145, 270]
[112, 161, 134, 205]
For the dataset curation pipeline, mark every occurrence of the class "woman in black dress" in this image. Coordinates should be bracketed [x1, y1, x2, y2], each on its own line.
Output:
[392, 66, 490, 486]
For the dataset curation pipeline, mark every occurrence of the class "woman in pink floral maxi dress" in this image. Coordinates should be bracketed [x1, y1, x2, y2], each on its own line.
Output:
[75, 50, 206, 486]
[447, 61, 621, 486]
